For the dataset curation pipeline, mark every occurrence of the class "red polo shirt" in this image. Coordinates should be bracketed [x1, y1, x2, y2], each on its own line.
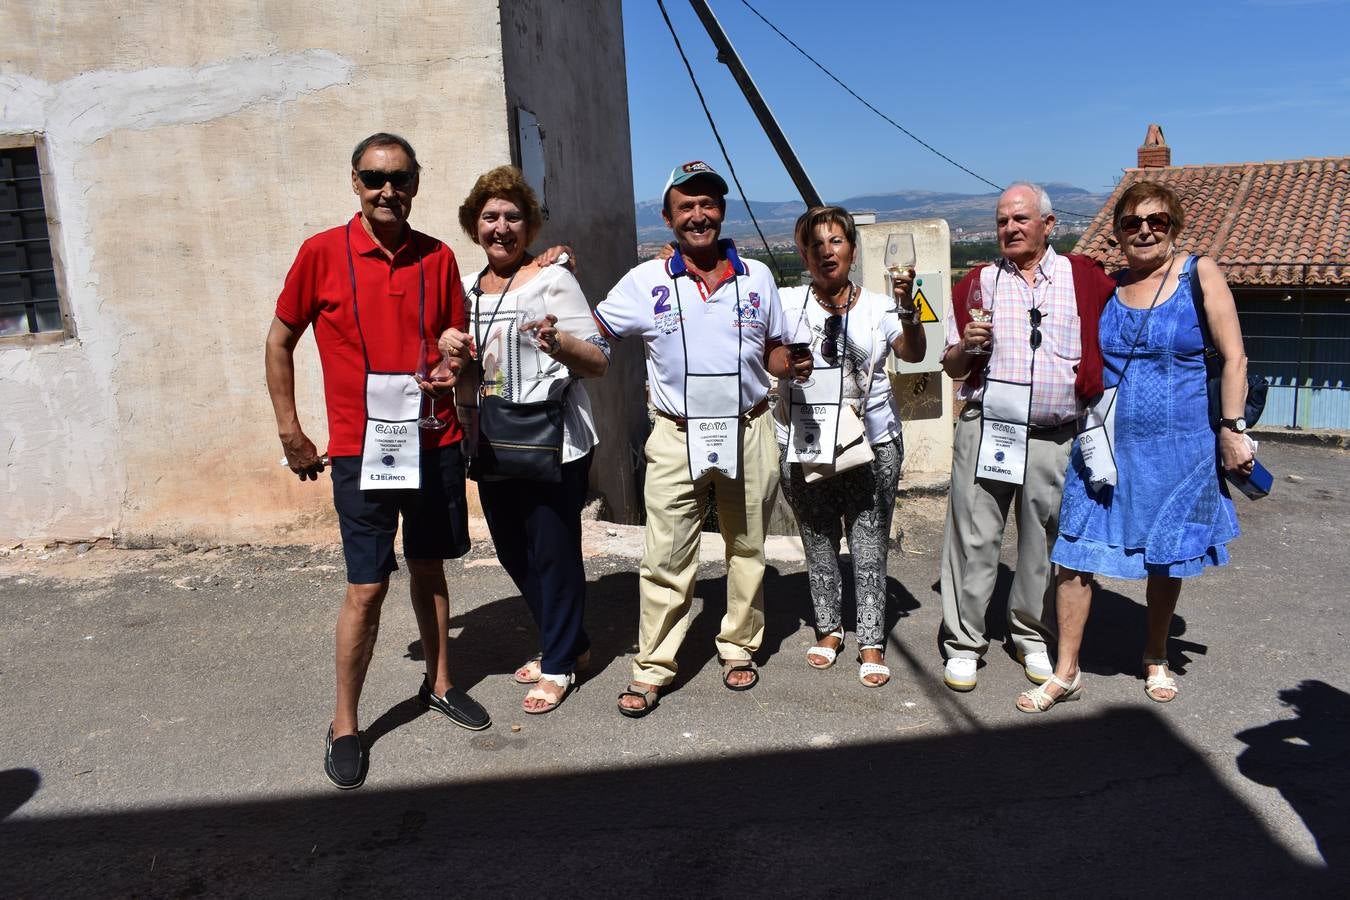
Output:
[276, 214, 466, 456]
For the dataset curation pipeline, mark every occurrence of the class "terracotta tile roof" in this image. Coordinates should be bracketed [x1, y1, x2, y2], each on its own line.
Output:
[1072, 157, 1350, 287]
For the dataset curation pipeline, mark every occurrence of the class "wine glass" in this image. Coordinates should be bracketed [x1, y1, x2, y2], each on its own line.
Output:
[517, 301, 550, 380]
[966, 284, 991, 356]
[415, 338, 450, 430]
[884, 233, 916, 312]
[787, 310, 815, 388]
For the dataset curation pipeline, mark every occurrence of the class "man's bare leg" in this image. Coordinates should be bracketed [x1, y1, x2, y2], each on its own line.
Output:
[333, 580, 390, 737]
[407, 558, 452, 697]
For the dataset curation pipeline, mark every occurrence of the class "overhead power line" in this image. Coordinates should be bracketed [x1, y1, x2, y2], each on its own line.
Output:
[737, 0, 1097, 220]
[655, 0, 786, 280]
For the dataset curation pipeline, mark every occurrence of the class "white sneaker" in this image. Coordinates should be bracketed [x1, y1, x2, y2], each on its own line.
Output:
[943, 657, 978, 692]
[1022, 651, 1053, 685]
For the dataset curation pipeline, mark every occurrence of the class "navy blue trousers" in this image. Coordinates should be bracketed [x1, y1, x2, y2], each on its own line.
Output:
[479, 452, 593, 675]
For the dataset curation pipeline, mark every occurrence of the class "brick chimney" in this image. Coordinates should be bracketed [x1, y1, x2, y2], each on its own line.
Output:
[1137, 123, 1172, 168]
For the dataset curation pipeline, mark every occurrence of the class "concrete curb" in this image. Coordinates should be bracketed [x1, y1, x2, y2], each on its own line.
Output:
[1250, 428, 1348, 449]
[897, 478, 952, 498]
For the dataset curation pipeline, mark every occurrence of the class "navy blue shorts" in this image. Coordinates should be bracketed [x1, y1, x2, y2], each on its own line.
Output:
[330, 443, 471, 585]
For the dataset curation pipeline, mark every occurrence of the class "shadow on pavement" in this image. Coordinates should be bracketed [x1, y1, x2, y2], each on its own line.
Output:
[0, 769, 39, 822]
[403, 566, 919, 703]
[1081, 581, 1205, 678]
[935, 563, 1207, 682]
[1, 708, 1338, 898]
[406, 570, 647, 694]
[1237, 679, 1350, 872]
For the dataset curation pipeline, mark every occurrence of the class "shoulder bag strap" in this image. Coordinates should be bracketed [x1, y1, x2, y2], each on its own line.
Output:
[1188, 256, 1223, 381]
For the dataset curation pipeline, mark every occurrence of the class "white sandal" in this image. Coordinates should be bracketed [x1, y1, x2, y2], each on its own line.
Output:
[1143, 657, 1178, 703]
[523, 672, 575, 715]
[513, 653, 543, 684]
[1016, 672, 1083, 713]
[856, 647, 891, 688]
[515, 650, 590, 685]
[806, 629, 845, 669]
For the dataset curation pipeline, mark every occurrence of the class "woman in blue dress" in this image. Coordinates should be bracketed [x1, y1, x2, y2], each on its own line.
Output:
[1016, 181, 1255, 713]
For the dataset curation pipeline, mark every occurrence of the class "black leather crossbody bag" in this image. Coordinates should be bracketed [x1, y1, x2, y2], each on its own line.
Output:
[467, 274, 567, 483]
[472, 390, 566, 483]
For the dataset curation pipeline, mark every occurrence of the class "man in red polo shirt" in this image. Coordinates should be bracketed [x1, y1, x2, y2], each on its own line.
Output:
[265, 132, 489, 790]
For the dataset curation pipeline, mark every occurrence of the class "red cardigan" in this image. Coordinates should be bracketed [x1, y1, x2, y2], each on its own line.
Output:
[951, 253, 1114, 403]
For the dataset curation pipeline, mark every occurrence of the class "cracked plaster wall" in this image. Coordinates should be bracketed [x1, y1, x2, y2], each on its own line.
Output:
[1, 2, 521, 544]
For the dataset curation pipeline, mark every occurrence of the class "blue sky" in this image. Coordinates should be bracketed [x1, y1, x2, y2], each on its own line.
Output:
[622, 0, 1350, 203]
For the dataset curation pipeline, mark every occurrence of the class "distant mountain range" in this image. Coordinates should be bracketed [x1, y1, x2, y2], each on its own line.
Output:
[634, 183, 1112, 246]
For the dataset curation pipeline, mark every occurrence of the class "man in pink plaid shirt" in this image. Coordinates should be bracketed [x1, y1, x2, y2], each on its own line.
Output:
[937, 183, 1114, 693]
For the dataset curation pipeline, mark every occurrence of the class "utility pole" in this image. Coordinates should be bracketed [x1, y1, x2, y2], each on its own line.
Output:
[686, 0, 824, 209]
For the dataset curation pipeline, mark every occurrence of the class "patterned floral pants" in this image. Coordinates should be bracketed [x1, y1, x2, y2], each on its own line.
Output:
[779, 437, 903, 648]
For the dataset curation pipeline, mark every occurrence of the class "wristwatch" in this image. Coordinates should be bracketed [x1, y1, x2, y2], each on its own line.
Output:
[1219, 416, 1247, 433]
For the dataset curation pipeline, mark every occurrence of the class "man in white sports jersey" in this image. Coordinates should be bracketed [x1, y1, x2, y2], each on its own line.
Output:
[593, 161, 806, 717]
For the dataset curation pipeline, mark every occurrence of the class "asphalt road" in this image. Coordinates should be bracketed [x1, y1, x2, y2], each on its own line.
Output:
[1, 438, 1346, 897]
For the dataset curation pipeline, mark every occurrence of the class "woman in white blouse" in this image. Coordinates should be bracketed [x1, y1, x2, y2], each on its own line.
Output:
[439, 166, 609, 714]
[777, 206, 926, 687]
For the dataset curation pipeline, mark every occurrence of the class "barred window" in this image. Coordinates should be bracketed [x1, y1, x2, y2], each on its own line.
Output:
[1, 142, 67, 338]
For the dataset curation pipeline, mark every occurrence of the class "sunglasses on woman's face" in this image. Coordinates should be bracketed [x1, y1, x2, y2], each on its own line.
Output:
[1117, 212, 1172, 235]
[357, 169, 416, 191]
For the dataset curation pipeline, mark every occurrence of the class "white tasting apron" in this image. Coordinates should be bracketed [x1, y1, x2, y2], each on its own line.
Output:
[787, 365, 843, 465]
[977, 377, 1032, 485]
[685, 372, 742, 480]
[1077, 386, 1119, 490]
[359, 373, 422, 489]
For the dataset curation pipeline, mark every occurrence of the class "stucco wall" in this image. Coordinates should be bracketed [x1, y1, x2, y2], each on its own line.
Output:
[856, 219, 955, 480]
[0, 1, 640, 545]
[498, 0, 644, 523]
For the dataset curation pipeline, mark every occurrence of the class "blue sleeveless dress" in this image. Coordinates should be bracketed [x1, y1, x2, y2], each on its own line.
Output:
[1052, 256, 1239, 579]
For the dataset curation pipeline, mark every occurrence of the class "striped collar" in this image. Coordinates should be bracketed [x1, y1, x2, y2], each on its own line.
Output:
[665, 238, 747, 281]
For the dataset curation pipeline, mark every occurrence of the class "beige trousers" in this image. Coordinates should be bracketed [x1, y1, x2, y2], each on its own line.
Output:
[939, 405, 1073, 660]
[632, 412, 780, 686]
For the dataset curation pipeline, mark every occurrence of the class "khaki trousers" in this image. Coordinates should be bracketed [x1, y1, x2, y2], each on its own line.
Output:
[632, 412, 780, 686]
[939, 405, 1073, 660]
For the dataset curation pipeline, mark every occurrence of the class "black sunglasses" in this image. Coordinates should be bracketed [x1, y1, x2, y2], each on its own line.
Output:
[1117, 212, 1172, 235]
[821, 315, 843, 364]
[356, 169, 416, 191]
[1029, 308, 1042, 350]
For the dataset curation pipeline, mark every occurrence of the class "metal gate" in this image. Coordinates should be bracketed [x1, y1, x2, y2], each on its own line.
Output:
[1230, 263, 1350, 431]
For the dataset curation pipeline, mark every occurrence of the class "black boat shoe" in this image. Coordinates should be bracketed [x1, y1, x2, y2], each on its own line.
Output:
[418, 679, 491, 731]
[324, 724, 367, 790]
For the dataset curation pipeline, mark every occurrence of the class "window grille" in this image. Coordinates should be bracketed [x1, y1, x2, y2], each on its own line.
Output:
[1, 145, 64, 337]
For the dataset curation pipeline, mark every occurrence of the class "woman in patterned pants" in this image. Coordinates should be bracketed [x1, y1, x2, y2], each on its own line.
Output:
[776, 207, 926, 686]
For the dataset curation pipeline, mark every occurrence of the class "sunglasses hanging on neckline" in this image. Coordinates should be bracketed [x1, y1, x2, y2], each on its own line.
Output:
[821, 314, 843, 364]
